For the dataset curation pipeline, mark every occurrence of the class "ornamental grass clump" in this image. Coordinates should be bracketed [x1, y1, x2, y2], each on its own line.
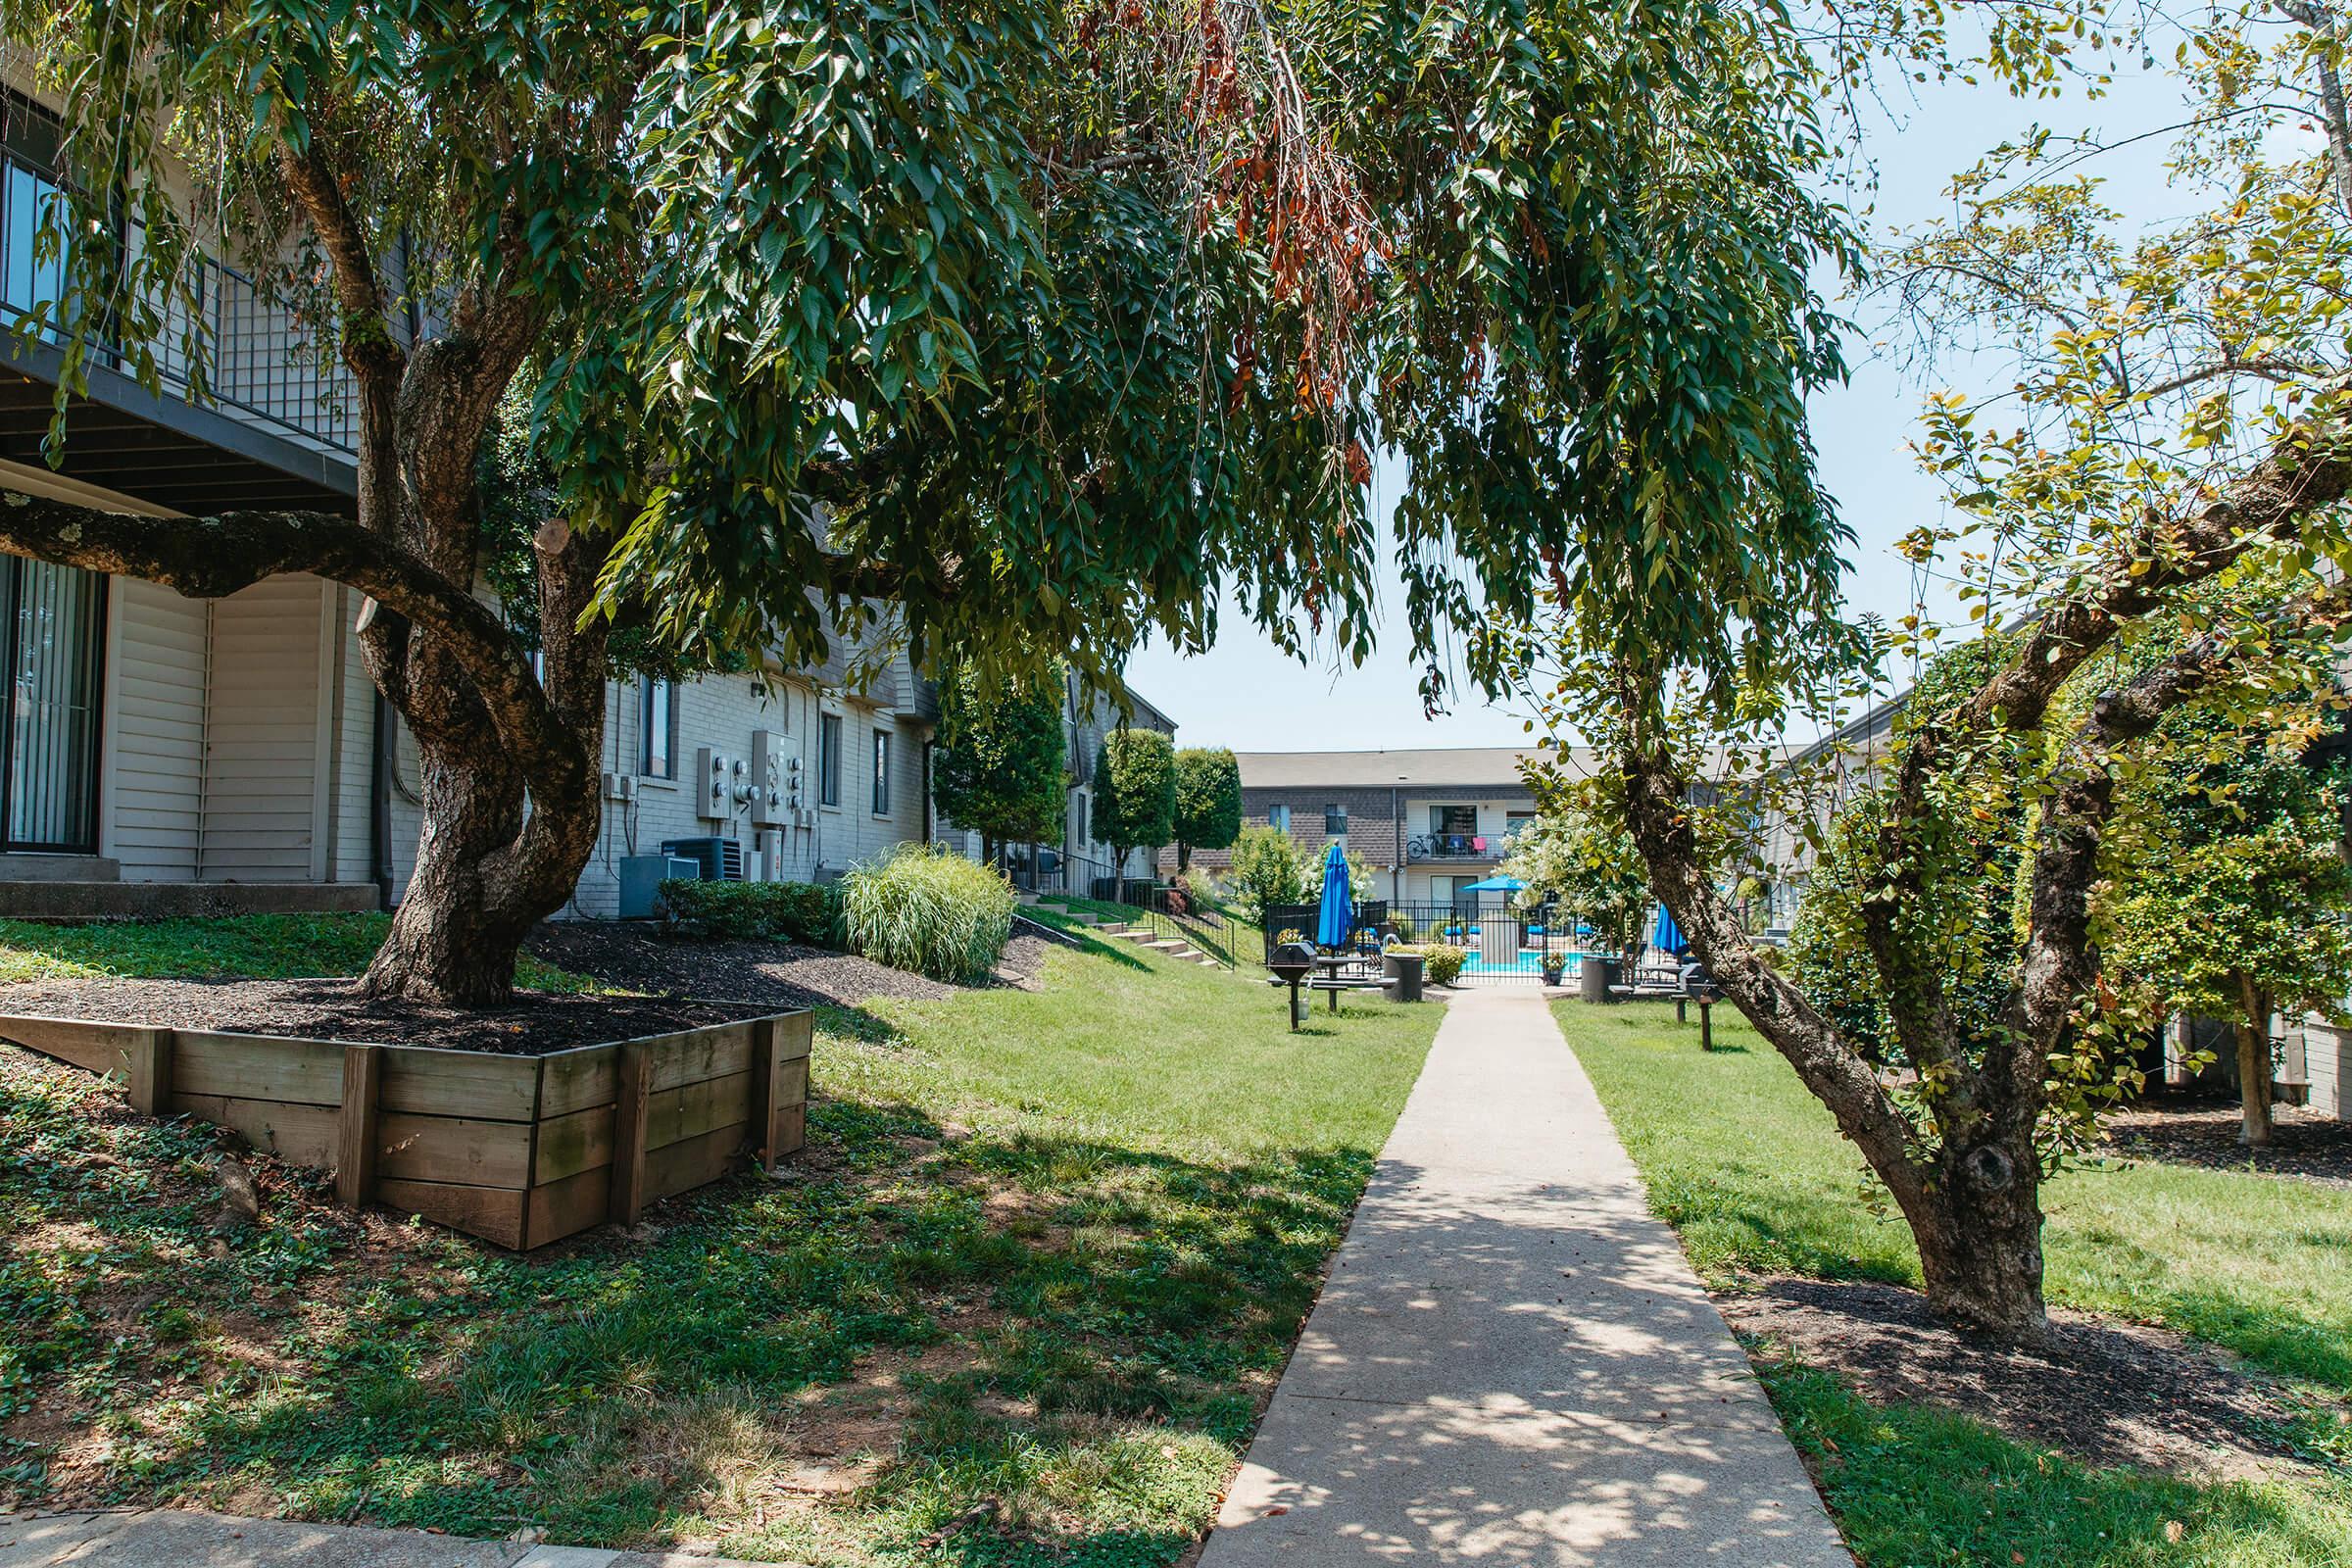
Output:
[841, 844, 1016, 985]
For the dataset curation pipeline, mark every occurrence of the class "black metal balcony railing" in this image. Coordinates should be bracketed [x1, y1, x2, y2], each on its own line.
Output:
[1, 150, 358, 456]
[1406, 832, 1514, 862]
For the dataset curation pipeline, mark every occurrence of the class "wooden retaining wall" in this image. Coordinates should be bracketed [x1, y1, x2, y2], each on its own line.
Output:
[0, 1010, 811, 1250]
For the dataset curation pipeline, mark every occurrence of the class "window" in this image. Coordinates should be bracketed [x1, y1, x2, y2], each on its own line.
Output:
[1433, 804, 1477, 836]
[1267, 804, 1291, 832]
[1323, 803, 1347, 836]
[872, 729, 892, 814]
[1076, 791, 1089, 846]
[818, 711, 842, 807]
[1505, 809, 1536, 840]
[638, 676, 677, 778]
[1, 558, 104, 853]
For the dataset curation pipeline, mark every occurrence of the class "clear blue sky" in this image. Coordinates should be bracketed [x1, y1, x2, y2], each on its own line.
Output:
[1126, 49, 2194, 751]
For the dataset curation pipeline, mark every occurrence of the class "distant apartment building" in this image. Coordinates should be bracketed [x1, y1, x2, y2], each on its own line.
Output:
[1182, 747, 1593, 906]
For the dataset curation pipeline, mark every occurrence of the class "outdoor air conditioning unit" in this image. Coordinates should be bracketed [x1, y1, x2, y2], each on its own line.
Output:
[618, 855, 697, 918]
[661, 836, 747, 881]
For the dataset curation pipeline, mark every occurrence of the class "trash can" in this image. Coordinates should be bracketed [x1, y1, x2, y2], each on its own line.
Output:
[1579, 955, 1621, 1004]
[1383, 949, 1426, 1003]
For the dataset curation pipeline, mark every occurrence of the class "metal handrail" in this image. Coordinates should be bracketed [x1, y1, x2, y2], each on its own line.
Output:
[0, 148, 358, 455]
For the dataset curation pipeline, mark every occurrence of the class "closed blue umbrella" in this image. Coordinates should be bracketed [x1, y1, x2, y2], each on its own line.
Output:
[1315, 843, 1353, 950]
[1652, 902, 1689, 956]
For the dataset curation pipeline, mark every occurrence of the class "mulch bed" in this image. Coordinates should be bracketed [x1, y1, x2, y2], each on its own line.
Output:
[524, 922, 961, 1007]
[0, 920, 1059, 1055]
[2101, 1099, 2352, 1187]
[1722, 1276, 2328, 1483]
[0, 976, 755, 1054]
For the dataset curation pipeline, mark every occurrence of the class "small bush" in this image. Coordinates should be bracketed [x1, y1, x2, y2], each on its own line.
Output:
[1180, 866, 1221, 907]
[1397, 943, 1467, 986]
[840, 844, 1016, 985]
[659, 878, 844, 946]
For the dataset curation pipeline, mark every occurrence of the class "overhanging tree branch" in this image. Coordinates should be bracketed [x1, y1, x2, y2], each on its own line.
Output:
[0, 492, 591, 804]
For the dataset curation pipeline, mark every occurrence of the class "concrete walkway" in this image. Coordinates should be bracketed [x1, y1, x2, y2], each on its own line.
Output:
[1201, 989, 1850, 1567]
[0, 1510, 767, 1567]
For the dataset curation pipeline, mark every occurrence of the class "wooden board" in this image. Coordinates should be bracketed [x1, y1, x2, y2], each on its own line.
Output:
[643, 1119, 749, 1202]
[643, 1021, 758, 1095]
[525, 1165, 611, 1250]
[172, 1092, 337, 1167]
[0, 1014, 160, 1077]
[374, 1176, 527, 1250]
[774, 1011, 814, 1062]
[530, 1101, 614, 1186]
[373, 1111, 533, 1189]
[772, 1102, 806, 1160]
[538, 1042, 618, 1120]
[378, 1046, 538, 1121]
[644, 1069, 753, 1152]
[173, 1031, 345, 1105]
[337, 1045, 381, 1206]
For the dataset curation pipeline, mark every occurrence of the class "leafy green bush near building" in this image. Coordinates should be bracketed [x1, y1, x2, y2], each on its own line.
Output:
[657, 879, 845, 948]
[841, 844, 1017, 985]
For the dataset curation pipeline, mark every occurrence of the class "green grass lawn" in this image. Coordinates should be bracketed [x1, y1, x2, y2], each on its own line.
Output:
[1558, 1000, 2352, 1567]
[0, 912, 597, 991]
[1, 915, 1441, 1564]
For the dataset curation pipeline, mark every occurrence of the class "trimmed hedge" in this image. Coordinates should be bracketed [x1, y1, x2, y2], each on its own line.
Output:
[659, 878, 844, 947]
[840, 844, 1016, 985]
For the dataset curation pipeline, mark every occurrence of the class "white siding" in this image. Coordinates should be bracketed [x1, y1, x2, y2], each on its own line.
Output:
[106, 578, 208, 881]
[200, 575, 325, 881]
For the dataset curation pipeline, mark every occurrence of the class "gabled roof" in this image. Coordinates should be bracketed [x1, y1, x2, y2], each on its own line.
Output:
[1234, 746, 1592, 790]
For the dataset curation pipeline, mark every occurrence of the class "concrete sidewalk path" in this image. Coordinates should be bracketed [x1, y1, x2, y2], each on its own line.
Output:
[0, 1510, 768, 1567]
[1201, 989, 1850, 1567]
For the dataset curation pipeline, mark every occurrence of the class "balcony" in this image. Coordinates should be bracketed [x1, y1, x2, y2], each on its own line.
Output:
[1406, 832, 1502, 863]
[0, 142, 358, 514]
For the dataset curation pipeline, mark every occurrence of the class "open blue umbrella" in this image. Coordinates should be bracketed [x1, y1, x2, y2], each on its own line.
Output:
[1457, 874, 1526, 894]
[1315, 843, 1353, 950]
[1652, 902, 1689, 956]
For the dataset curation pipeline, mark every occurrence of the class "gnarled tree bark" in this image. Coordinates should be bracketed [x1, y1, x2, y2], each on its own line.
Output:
[1606, 390, 2352, 1341]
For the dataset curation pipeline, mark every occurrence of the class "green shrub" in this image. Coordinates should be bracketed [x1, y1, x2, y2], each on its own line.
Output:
[659, 879, 845, 947]
[1397, 943, 1466, 986]
[840, 844, 1016, 985]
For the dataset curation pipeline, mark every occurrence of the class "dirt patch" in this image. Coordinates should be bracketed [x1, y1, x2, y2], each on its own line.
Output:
[524, 922, 957, 1007]
[1722, 1276, 2328, 1483]
[0, 976, 752, 1054]
[2102, 1099, 2352, 1187]
[992, 928, 1068, 990]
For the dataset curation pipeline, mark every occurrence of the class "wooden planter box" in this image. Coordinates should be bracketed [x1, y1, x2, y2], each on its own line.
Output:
[0, 1009, 810, 1250]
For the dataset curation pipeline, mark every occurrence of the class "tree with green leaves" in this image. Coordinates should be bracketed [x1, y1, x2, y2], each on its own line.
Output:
[1498, 796, 1652, 957]
[932, 665, 1067, 868]
[0, 0, 1857, 1008]
[1172, 748, 1244, 873]
[1502, 3, 2352, 1341]
[2102, 712, 2352, 1149]
[1092, 728, 1176, 881]
[1226, 823, 1308, 923]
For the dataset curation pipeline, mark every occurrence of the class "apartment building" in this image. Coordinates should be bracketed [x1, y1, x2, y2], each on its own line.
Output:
[0, 89, 939, 917]
[1181, 747, 1592, 906]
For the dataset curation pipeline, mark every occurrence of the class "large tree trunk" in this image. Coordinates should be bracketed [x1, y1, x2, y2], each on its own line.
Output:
[1912, 1128, 2049, 1338]
[2234, 971, 2277, 1148]
[358, 719, 605, 1004]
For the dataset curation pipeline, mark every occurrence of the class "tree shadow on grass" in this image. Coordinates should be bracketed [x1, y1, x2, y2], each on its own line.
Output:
[1760, 1351, 2352, 1567]
[89, 1095, 1376, 1564]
